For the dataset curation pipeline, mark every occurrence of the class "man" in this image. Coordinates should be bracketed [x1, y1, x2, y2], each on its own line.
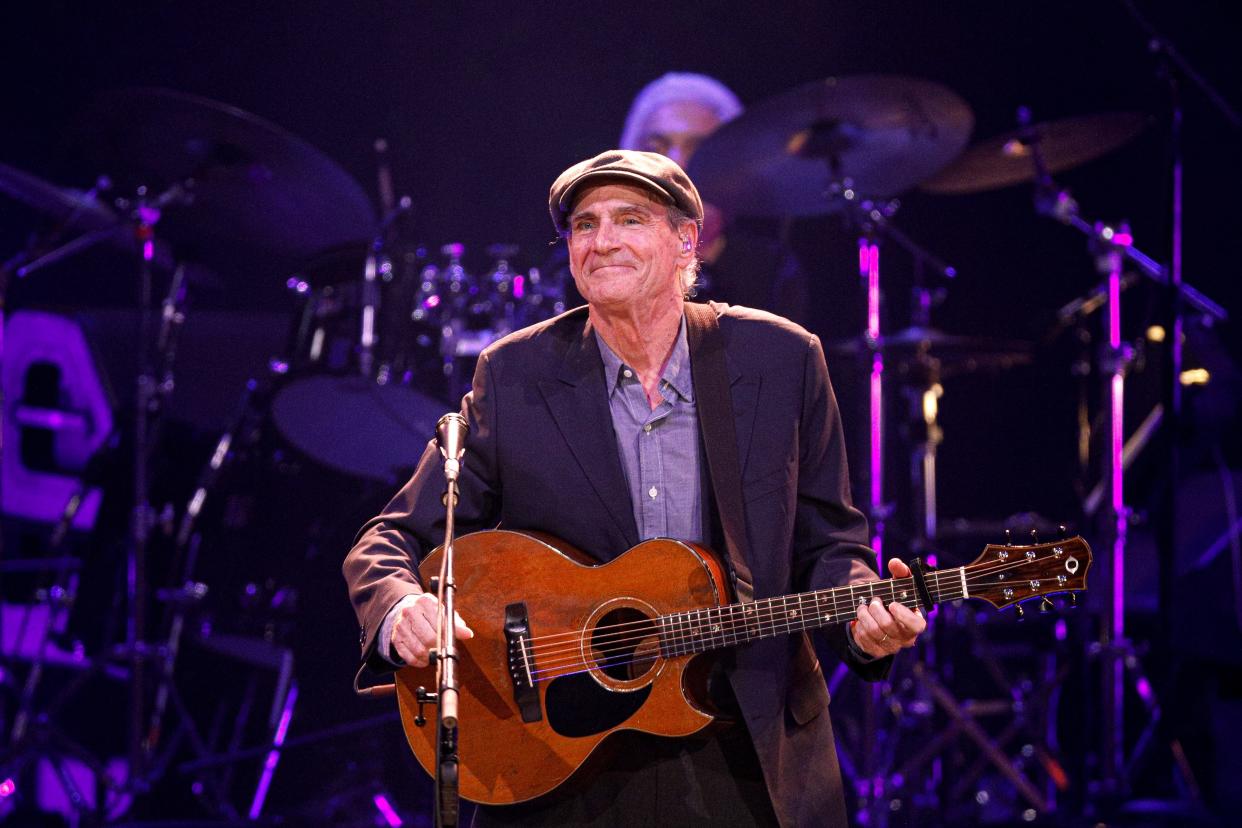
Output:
[343, 150, 926, 826]
[618, 72, 810, 327]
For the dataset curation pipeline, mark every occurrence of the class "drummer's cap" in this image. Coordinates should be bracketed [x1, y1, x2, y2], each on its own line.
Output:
[549, 149, 703, 235]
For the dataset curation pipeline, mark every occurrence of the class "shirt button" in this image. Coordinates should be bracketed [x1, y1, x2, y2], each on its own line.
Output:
[648, 486, 658, 499]
[643, 424, 653, 433]
[622, 369, 633, 379]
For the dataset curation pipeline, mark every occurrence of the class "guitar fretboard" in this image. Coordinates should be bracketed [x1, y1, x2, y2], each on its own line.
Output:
[656, 569, 961, 657]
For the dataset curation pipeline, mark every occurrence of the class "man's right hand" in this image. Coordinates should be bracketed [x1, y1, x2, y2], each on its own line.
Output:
[390, 593, 474, 668]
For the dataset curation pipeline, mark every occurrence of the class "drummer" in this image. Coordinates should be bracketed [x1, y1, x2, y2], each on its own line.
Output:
[618, 72, 810, 326]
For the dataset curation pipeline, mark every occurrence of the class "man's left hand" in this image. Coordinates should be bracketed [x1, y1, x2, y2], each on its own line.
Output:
[853, 558, 928, 658]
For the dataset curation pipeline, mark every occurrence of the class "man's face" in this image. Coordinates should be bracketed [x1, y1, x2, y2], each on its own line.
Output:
[566, 181, 692, 312]
[635, 100, 722, 168]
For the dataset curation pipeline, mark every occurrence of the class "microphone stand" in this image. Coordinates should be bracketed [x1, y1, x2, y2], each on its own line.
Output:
[433, 413, 467, 828]
[1021, 108, 1223, 812]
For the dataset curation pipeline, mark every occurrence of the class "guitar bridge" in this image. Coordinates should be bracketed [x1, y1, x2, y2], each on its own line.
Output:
[504, 602, 542, 723]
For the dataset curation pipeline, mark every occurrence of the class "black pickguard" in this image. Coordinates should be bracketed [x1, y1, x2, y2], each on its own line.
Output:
[544, 673, 651, 738]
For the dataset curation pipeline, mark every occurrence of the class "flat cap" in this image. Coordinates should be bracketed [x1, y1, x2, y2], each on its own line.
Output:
[548, 149, 703, 234]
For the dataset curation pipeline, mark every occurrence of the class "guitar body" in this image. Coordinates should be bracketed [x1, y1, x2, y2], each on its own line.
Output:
[394, 530, 732, 805]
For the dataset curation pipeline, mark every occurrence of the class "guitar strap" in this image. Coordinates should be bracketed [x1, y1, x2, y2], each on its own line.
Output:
[684, 302, 755, 604]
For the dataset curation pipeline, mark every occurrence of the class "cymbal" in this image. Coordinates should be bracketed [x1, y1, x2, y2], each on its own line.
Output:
[826, 326, 1032, 377]
[687, 75, 974, 217]
[75, 87, 376, 270]
[920, 112, 1149, 195]
[0, 160, 117, 230]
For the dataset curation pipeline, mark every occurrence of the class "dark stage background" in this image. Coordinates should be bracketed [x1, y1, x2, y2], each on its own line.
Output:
[2, 2, 1240, 826]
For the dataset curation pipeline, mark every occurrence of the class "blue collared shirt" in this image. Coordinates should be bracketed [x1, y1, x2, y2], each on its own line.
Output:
[595, 317, 702, 544]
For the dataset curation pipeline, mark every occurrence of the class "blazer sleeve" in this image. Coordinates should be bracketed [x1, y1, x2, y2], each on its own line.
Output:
[342, 351, 503, 671]
[792, 334, 892, 681]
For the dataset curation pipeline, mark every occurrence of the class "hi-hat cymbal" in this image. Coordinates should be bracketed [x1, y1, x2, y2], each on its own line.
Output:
[920, 112, 1149, 195]
[75, 87, 376, 272]
[687, 75, 974, 217]
[827, 326, 1032, 377]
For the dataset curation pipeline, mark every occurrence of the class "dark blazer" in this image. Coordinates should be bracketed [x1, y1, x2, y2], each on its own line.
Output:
[343, 302, 890, 827]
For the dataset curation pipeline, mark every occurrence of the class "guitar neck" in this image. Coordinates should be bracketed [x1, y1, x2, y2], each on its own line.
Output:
[656, 570, 961, 658]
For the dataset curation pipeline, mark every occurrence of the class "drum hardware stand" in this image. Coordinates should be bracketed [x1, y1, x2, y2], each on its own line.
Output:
[139, 363, 302, 820]
[1021, 109, 1225, 812]
[9, 175, 204, 812]
[821, 187, 967, 826]
[0, 480, 110, 823]
[1121, 8, 1240, 816]
[2, 175, 116, 283]
[827, 184, 1075, 823]
[0, 177, 196, 820]
[840, 537, 1077, 826]
[115, 179, 199, 808]
[358, 200, 415, 385]
[826, 188, 957, 558]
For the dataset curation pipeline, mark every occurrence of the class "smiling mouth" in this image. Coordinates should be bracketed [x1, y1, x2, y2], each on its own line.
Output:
[591, 261, 635, 272]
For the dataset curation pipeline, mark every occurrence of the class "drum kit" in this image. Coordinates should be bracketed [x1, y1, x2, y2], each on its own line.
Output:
[1, 87, 572, 822]
[0, 73, 1221, 824]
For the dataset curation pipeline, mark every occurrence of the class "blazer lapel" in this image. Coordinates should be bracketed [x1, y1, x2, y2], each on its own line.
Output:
[729, 367, 762, 480]
[536, 320, 639, 553]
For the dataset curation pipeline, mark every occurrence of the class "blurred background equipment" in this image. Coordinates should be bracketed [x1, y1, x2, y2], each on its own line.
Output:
[2, 2, 1239, 824]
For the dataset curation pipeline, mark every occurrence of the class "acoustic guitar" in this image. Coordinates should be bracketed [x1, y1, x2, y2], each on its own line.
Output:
[394, 530, 1091, 805]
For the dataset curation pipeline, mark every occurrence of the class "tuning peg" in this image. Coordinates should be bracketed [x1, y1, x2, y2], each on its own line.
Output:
[1005, 529, 1013, 546]
[1067, 593, 1078, 609]
[1058, 524, 1068, 538]
[1030, 528, 1040, 544]
[1040, 597, 1054, 613]
[1014, 604, 1025, 620]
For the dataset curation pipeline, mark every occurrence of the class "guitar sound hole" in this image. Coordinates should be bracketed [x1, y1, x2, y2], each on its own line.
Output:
[591, 608, 660, 681]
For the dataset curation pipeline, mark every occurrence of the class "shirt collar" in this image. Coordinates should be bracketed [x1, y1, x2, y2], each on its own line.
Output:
[595, 315, 694, 402]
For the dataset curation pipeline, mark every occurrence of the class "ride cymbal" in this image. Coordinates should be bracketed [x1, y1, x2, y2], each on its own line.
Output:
[687, 75, 974, 217]
[920, 112, 1149, 195]
[74, 87, 376, 273]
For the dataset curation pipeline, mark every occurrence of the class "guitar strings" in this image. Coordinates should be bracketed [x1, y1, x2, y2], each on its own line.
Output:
[528, 582, 987, 683]
[526, 582, 1061, 683]
[520, 551, 1078, 662]
[520, 553, 1083, 680]
[523, 553, 1078, 674]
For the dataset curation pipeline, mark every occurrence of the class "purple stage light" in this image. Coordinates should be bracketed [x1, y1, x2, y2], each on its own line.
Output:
[373, 792, 404, 827]
[248, 682, 298, 819]
[0, 778, 14, 797]
[865, 243, 880, 341]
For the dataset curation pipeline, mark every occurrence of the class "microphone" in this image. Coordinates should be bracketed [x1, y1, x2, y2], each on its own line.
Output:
[436, 413, 469, 482]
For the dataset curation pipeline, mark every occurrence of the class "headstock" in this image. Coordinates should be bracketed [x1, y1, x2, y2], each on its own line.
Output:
[963, 536, 1092, 610]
